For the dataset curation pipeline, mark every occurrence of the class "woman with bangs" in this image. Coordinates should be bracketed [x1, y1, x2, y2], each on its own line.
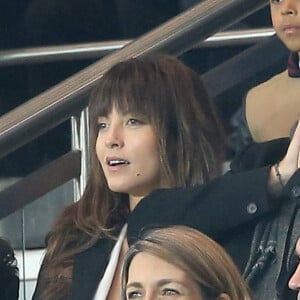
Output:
[32, 54, 300, 300]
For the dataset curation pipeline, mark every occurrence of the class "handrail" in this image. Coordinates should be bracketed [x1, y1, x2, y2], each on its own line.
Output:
[0, 150, 81, 219]
[1, 35, 287, 221]
[0, 28, 275, 67]
[0, 0, 269, 160]
[203, 35, 288, 98]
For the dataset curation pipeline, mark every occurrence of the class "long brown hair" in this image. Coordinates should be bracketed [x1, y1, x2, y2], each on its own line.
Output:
[121, 226, 252, 300]
[39, 54, 226, 299]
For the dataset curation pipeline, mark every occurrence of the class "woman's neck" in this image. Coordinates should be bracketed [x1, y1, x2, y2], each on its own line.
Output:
[129, 195, 144, 211]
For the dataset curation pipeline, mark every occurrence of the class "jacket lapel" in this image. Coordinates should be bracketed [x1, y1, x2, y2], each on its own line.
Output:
[72, 238, 115, 300]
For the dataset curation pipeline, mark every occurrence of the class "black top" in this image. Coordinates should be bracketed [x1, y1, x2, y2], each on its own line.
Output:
[33, 137, 299, 300]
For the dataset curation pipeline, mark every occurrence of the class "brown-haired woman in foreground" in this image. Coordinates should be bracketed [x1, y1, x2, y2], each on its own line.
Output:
[32, 54, 300, 300]
[122, 225, 252, 300]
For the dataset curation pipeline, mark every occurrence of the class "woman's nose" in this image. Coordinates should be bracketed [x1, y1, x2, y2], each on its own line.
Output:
[104, 127, 124, 148]
[288, 263, 300, 291]
[281, 0, 297, 15]
[144, 292, 156, 300]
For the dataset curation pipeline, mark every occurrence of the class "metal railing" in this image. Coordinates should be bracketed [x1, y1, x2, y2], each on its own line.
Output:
[0, 28, 275, 67]
[0, 34, 288, 220]
[0, 151, 81, 219]
[0, 0, 269, 160]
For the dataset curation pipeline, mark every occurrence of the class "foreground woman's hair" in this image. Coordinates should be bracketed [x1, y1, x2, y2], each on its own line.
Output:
[121, 226, 252, 300]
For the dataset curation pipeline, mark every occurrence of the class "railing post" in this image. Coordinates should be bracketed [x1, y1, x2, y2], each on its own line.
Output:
[71, 107, 89, 200]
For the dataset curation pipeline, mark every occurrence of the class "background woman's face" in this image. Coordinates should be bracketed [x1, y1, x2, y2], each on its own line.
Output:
[96, 107, 169, 209]
[270, 0, 300, 52]
[125, 252, 204, 300]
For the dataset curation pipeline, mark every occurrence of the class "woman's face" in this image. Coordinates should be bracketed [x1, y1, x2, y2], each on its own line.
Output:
[96, 107, 169, 209]
[125, 252, 204, 300]
[270, 0, 300, 53]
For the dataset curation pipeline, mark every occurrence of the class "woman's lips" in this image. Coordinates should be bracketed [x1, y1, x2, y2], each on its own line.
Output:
[106, 157, 130, 171]
[283, 25, 300, 34]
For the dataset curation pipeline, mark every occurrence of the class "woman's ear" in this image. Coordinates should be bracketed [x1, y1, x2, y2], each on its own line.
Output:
[216, 293, 231, 300]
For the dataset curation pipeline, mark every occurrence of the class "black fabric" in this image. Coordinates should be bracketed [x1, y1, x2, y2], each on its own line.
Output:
[33, 138, 297, 300]
[0, 274, 19, 300]
[72, 239, 115, 300]
[276, 225, 300, 299]
[288, 52, 300, 78]
[231, 138, 289, 171]
[127, 166, 273, 243]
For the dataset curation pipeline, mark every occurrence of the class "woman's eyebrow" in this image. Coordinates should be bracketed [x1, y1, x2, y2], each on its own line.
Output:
[126, 282, 143, 289]
[126, 279, 184, 289]
[157, 279, 184, 286]
[97, 116, 108, 121]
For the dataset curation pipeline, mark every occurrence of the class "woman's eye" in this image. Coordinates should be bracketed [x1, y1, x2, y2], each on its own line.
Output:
[126, 291, 142, 299]
[127, 118, 144, 126]
[97, 122, 108, 131]
[270, 0, 282, 4]
[161, 288, 180, 296]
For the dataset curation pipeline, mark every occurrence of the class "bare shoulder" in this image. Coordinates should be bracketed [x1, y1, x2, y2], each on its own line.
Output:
[246, 70, 288, 101]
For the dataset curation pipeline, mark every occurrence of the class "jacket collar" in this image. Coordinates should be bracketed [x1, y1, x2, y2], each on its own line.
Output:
[288, 52, 300, 78]
[72, 238, 115, 300]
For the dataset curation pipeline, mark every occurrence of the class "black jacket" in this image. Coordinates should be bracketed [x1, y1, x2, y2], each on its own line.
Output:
[34, 138, 300, 299]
